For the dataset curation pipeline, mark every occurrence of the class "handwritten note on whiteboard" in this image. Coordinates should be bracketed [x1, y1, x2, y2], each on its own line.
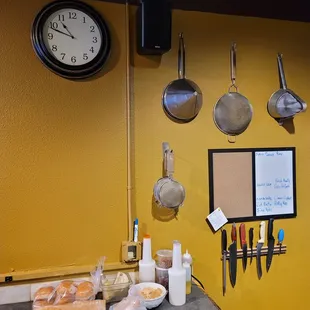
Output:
[255, 150, 294, 216]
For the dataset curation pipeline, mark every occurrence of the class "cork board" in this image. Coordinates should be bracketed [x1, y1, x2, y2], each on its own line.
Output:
[208, 147, 297, 222]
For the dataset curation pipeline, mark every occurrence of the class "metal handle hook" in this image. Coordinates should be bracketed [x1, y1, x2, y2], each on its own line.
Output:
[230, 42, 237, 87]
[178, 32, 185, 79]
[227, 135, 236, 143]
[277, 53, 287, 90]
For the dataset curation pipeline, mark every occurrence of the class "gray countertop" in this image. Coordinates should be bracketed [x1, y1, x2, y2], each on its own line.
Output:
[156, 285, 220, 310]
[0, 284, 220, 310]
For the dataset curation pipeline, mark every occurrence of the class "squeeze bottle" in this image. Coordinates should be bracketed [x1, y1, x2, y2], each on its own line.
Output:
[182, 249, 193, 294]
[168, 240, 186, 306]
[139, 235, 155, 283]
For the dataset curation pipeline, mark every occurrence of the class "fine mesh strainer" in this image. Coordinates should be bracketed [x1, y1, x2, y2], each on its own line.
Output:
[153, 149, 185, 209]
[267, 53, 307, 125]
[213, 43, 253, 143]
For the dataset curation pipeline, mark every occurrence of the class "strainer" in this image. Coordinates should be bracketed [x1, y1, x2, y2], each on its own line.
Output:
[153, 149, 185, 209]
[267, 53, 307, 125]
[213, 43, 253, 143]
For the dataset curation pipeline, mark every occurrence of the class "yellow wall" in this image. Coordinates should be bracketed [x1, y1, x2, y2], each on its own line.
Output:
[0, 0, 128, 269]
[1, 0, 310, 309]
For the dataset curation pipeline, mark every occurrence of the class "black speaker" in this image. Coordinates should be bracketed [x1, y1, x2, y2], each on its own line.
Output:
[136, 0, 172, 55]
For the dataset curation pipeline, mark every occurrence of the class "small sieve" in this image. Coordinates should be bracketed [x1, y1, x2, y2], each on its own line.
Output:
[153, 149, 185, 209]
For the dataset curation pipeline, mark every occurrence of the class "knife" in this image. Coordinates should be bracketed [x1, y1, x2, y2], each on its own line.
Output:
[228, 223, 237, 287]
[221, 229, 227, 296]
[239, 223, 247, 271]
[249, 228, 254, 264]
[266, 218, 275, 272]
[256, 221, 265, 280]
[278, 229, 284, 255]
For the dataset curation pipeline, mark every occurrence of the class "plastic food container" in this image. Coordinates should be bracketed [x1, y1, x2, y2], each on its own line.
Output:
[155, 266, 169, 290]
[102, 273, 132, 303]
[128, 282, 167, 309]
[156, 249, 173, 268]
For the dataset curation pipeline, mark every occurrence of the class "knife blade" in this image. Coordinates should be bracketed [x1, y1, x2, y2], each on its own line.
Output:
[256, 221, 265, 279]
[278, 229, 284, 255]
[266, 218, 275, 272]
[229, 223, 237, 287]
[221, 229, 227, 296]
[249, 228, 254, 264]
[239, 223, 247, 271]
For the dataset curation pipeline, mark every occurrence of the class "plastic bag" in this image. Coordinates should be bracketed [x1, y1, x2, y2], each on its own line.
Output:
[33, 257, 106, 309]
[53, 280, 77, 305]
[33, 300, 106, 309]
[91, 256, 106, 294]
[110, 296, 146, 310]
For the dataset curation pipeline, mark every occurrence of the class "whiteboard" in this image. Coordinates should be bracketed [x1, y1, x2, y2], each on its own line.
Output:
[255, 150, 294, 216]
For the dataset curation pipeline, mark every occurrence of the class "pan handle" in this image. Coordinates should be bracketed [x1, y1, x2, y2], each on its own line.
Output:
[277, 53, 287, 90]
[178, 32, 185, 79]
[166, 150, 175, 177]
[163, 150, 169, 177]
[229, 42, 237, 91]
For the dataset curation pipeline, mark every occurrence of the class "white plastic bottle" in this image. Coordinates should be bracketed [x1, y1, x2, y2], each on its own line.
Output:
[182, 249, 193, 295]
[139, 234, 155, 283]
[168, 240, 186, 306]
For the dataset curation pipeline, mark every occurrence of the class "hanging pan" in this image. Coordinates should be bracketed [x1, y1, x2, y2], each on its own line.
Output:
[153, 147, 185, 209]
[267, 53, 307, 125]
[213, 43, 253, 143]
[162, 32, 203, 123]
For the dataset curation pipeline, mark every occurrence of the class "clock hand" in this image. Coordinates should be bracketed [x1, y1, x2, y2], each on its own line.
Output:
[50, 27, 73, 38]
[61, 22, 76, 39]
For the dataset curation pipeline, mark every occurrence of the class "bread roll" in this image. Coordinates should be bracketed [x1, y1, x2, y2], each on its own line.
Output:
[54, 280, 77, 305]
[75, 281, 95, 300]
[34, 286, 54, 301]
[33, 299, 54, 307]
[56, 281, 77, 296]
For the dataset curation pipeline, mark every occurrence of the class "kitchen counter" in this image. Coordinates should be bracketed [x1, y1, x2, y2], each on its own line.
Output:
[0, 284, 220, 310]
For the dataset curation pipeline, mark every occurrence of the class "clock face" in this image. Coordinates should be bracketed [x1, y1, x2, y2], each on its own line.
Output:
[31, 0, 111, 79]
[42, 8, 102, 66]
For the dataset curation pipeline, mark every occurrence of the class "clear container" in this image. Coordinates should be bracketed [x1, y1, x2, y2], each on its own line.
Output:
[102, 273, 132, 303]
[155, 266, 169, 290]
[156, 249, 173, 268]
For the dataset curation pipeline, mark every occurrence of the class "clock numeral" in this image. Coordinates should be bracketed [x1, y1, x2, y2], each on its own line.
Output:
[49, 22, 58, 29]
[60, 53, 66, 60]
[83, 16, 86, 23]
[52, 45, 57, 52]
[48, 33, 53, 40]
[69, 12, 77, 19]
[58, 14, 65, 21]
[92, 37, 98, 43]
[83, 53, 88, 60]
[89, 47, 94, 53]
[71, 56, 77, 63]
[90, 26, 95, 32]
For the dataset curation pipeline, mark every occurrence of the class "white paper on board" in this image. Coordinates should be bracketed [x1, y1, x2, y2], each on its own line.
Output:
[207, 207, 228, 231]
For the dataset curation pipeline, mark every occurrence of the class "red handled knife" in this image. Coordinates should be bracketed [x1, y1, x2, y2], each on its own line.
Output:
[239, 223, 247, 271]
[229, 223, 237, 287]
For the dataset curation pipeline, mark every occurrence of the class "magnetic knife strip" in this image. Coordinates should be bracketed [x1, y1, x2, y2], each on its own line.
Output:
[222, 245, 287, 259]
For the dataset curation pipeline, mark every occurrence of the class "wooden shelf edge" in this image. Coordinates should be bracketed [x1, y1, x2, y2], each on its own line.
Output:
[0, 262, 138, 284]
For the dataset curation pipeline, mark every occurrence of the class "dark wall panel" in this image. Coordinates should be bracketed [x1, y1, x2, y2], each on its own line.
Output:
[100, 0, 310, 22]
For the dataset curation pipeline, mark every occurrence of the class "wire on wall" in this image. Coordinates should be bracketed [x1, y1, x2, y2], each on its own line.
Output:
[125, 0, 133, 241]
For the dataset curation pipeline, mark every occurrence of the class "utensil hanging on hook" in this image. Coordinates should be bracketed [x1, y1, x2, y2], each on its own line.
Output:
[213, 43, 253, 143]
[153, 143, 185, 209]
[162, 33, 203, 123]
[267, 53, 307, 125]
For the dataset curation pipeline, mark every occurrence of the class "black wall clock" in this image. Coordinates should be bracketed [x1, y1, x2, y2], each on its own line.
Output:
[31, 0, 111, 79]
